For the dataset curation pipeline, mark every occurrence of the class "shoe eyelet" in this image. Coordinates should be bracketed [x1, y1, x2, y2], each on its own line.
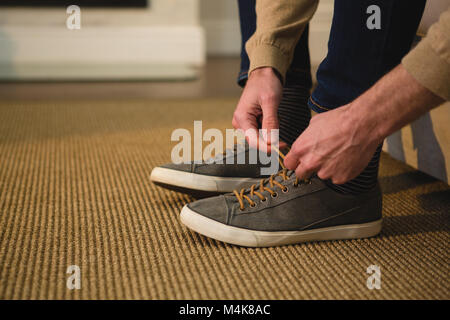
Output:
[271, 192, 278, 198]
[282, 187, 289, 193]
[250, 203, 257, 208]
[261, 198, 267, 202]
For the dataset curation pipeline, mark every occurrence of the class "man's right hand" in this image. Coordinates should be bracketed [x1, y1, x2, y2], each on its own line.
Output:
[232, 67, 283, 149]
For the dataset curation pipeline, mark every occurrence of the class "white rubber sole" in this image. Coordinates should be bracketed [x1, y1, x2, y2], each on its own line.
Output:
[180, 205, 383, 247]
[150, 167, 261, 193]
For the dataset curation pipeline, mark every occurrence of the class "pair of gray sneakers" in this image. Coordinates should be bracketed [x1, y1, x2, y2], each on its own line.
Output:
[151, 144, 382, 247]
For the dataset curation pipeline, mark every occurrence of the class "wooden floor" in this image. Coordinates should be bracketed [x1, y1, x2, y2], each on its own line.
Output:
[0, 57, 243, 101]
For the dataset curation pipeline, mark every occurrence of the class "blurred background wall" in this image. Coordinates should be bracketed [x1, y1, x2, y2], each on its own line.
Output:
[0, 0, 334, 80]
[0, 0, 205, 80]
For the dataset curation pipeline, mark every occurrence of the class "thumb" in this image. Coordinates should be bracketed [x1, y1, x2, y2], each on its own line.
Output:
[261, 101, 280, 147]
[237, 113, 260, 149]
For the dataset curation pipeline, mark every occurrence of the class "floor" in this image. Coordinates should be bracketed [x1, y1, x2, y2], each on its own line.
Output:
[0, 57, 243, 101]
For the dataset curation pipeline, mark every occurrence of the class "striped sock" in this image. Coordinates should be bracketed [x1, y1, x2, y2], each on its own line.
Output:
[278, 84, 311, 146]
[325, 144, 383, 194]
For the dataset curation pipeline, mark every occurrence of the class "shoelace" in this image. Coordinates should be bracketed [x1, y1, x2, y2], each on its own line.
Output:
[233, 147, 310, 210]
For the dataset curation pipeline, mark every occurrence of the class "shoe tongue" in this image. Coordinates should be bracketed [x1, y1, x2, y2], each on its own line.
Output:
[205, 142, 247, 162]
[207, 141, 288, 166]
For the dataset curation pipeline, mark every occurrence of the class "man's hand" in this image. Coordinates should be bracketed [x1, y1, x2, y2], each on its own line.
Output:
[284, 104, 382, 184]
[284, 65, 444, 185]
[232, 67, 283, 149]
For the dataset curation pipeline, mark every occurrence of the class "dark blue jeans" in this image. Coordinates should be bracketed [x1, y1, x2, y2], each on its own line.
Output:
[237, 0, 426, 113]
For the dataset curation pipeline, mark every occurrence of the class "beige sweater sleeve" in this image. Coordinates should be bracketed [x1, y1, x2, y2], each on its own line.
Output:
[245, 0, 319, 83]
[402, 7, 450, 101]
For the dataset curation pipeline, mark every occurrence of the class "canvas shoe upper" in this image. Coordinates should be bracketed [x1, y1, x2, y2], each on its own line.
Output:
[151, 143, 286, 196]
[180, 170, 382, 247]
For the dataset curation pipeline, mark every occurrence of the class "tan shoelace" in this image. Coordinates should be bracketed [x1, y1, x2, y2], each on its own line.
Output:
[233, 147, 310, 210]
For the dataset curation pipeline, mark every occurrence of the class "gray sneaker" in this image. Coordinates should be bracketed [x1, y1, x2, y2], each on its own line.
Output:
[180, 170, 382, 247]
[151, 143, 285, 197]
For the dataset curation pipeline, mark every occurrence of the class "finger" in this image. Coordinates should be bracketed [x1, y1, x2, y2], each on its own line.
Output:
[278, 140, 288, 150]
[260, 93, 280, 144]
[331, 177, 346, 185]
[317, 168, 331, 181]
[261, 110, 279, 131]
[283, 150, 300, 171]
[295, 161, 315, 181]
[234, 112, 260, 148]
[283, 138, 307, 170]
[261, 110, 279, 147]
